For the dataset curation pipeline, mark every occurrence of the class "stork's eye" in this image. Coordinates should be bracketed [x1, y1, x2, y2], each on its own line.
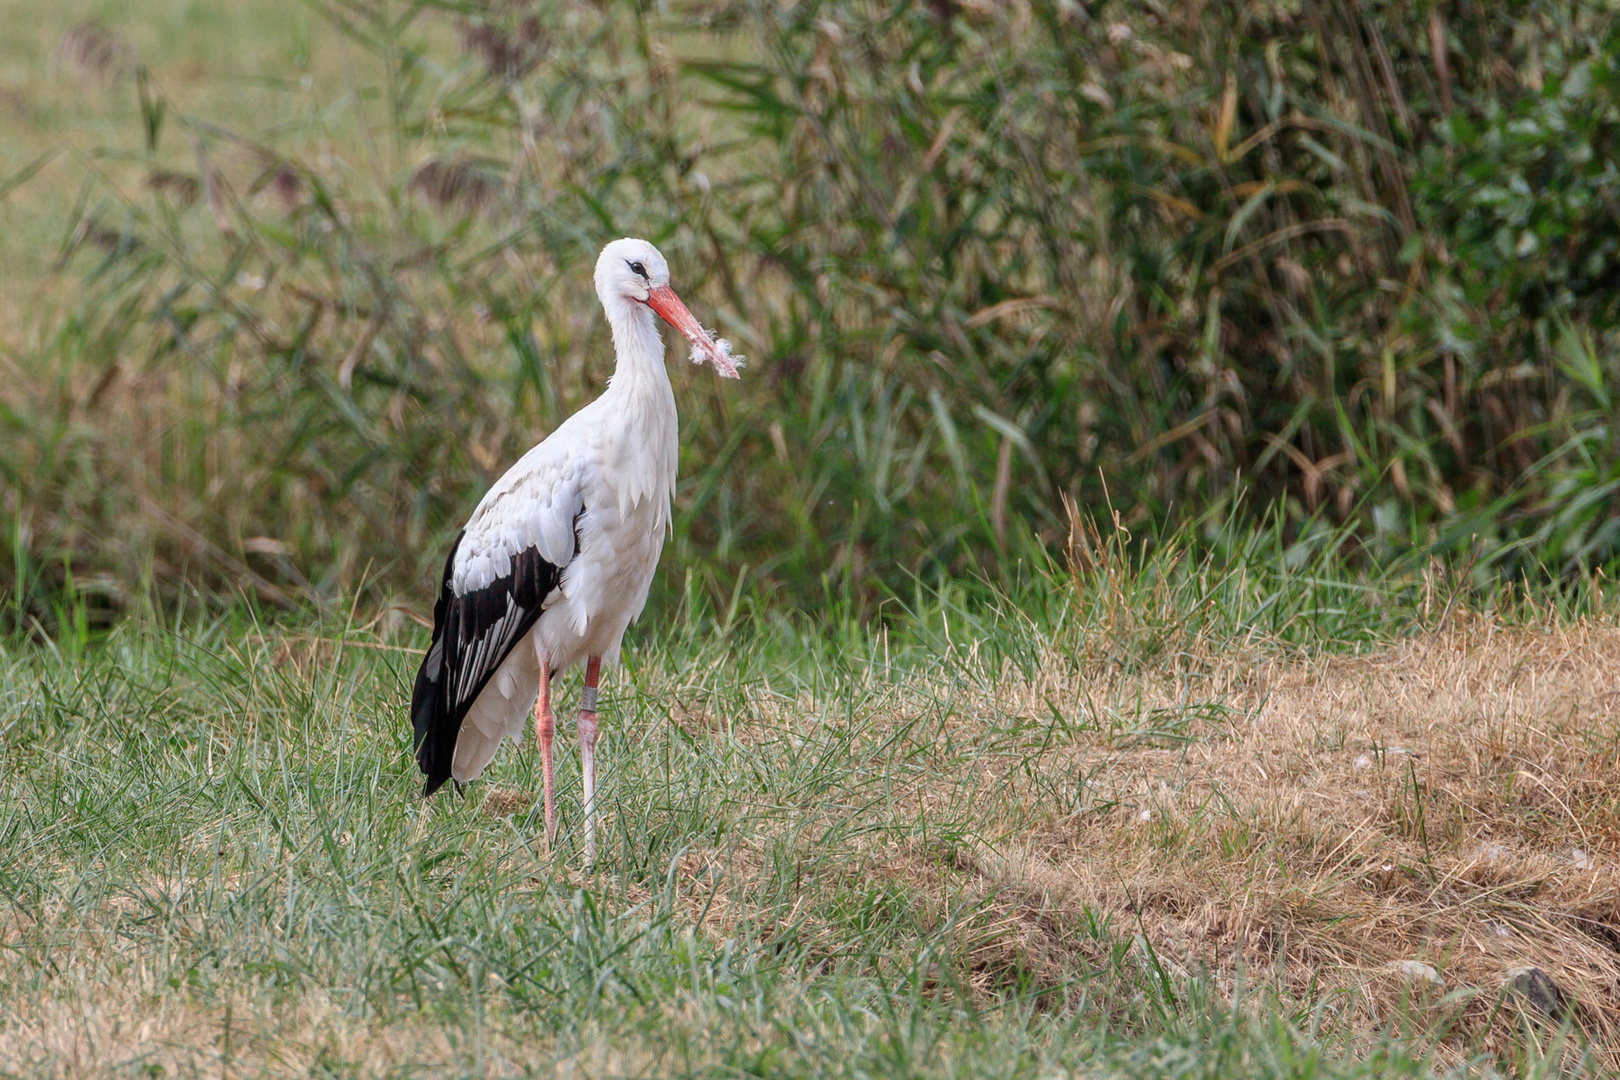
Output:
[628, 261, 649, 279]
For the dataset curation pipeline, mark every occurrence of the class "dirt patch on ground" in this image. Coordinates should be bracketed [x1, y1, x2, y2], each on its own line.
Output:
[1071, 617, 1620, 1033]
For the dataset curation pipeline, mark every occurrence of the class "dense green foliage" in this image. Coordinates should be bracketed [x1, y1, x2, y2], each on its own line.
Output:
[4, 0, 1619, 624]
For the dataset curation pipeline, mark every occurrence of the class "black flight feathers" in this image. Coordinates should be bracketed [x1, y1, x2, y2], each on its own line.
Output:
[410, 527, 571, 796]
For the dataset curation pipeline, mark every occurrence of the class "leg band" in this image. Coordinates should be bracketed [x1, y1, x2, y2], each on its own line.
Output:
[581, 686, 598, 713]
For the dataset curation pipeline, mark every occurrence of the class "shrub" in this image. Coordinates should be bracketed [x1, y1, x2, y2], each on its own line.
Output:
[4, 0, 1618, 627]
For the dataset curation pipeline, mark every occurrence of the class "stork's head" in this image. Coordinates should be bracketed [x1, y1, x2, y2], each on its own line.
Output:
[594, 237, 741, 378]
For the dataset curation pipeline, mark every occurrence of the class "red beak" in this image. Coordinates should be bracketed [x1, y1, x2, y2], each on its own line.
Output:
[645, 285, 741, 379]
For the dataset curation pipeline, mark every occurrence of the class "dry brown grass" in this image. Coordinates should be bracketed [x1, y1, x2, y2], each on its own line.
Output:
[0, 982, 671, 1078]
[630, 615, 1620, 1063]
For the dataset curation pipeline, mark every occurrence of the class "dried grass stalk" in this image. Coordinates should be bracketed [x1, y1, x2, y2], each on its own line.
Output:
[408, 157, 503, 218]
[260, 163, 304, 211]
[55, 22, 136, 87]
[144, 170, 200, 208]
[456, 15, 548, 82]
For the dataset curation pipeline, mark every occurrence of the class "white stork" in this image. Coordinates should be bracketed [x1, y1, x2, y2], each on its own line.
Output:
[410, 238, 740, 864]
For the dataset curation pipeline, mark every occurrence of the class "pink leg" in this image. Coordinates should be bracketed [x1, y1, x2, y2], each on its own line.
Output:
[579, 656, 602, 866]
[534, 660, 556, 849]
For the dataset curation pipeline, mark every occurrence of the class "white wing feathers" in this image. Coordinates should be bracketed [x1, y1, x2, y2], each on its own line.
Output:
[454, 445, 589, 596]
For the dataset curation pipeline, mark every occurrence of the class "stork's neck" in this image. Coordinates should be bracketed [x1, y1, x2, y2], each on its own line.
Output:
[598, 292, 680, 517]
[603, 296, 674, 398]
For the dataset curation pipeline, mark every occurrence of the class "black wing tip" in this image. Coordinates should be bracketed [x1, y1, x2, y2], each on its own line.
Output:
[410, 536, 564, 805]
[417, 715, 452, 794]
[412, 683, 456, 797]
[420, 774, 465, 799]
[412, 533, 464, 800]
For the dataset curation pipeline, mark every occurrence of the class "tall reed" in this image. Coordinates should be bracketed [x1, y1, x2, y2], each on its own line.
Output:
[4, 0, 1618, 627]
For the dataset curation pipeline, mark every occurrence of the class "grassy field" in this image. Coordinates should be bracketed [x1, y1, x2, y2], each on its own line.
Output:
[3, 530, 1618, 1077]
[7, 2, 1620, 1076]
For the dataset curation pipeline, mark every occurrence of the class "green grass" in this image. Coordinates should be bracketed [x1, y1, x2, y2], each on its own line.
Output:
[1, 532, 1610, 1077]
